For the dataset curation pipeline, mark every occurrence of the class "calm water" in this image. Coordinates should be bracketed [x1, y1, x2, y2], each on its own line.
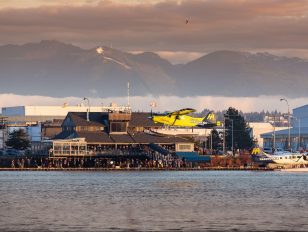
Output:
[0, 171, 308, 231]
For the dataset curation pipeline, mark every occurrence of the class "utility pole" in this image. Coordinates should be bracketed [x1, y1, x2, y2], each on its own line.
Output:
[231, 119, 234, 155]
[280, 98, 290, 151]
[273, 115, 276, 153]
[83, 97, 90, 122]
[223, 117, 226, 155]
[224, 114, 234, 155]
[299, 118, 301, 149]
[291, 116, 301, 150]
[210, 130, 213, 155]
[127, 81, 130, 108]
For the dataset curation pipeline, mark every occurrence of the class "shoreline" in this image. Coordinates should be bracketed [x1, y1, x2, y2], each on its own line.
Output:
[0, 167, 273, 171]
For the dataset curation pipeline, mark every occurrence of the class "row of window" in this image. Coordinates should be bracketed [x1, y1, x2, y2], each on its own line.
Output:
[63, 123, 128, 133]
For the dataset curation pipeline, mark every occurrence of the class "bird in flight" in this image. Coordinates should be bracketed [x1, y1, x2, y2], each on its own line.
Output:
[186, 18, 189, 24]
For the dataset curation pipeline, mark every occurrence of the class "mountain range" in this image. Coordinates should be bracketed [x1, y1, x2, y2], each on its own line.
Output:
[0, 40, 307, 98]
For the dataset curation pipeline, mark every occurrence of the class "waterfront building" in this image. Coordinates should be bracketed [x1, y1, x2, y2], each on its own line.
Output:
[0, 104, 131, 145]
[261, 104, 308, 150]
[51, 110, 209, 162]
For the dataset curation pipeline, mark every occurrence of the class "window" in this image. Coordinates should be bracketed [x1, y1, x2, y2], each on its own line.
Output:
[176, 143, 194, 152]
[110, 122, 127, 133]
[179, 144, 192, 150]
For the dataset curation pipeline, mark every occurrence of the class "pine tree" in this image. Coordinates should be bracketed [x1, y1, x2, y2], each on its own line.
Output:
[206, 129, 222, 150]
[224, 107, 254, 151]
[6, 129, 30, 150]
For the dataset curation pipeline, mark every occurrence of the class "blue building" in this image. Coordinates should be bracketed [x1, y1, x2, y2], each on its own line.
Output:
[261, 104, 308, 150]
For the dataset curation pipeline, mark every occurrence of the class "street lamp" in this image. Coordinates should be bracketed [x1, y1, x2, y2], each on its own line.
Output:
[291, 116, 301, 151]
[210, 129, 213, 155]
[280, 98, 290, 151]
[83, 97, 90, 122]
[230, 119, 234, 155]
[272, 115, 276, 153]
[223, 116, 226, 155]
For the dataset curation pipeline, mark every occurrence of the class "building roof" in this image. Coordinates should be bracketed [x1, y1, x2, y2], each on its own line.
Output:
[53, 130, 76, 140]
[55, 129, 189, 145]
[129, 131, 189, 144]
[261, 127, 308, 138]
[76, 131, 114, 143]
[110, 134, 136, 143]
[293, 104, 308, 111]
[66, 112, 161, 128]
[129, 112, 162, 127]
[55, 111, 190, 145]
[67, 112, 108, 127]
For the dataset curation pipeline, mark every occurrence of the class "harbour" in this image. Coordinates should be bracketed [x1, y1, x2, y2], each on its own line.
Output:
[0, 171, 307, 231]
[1, 1, 308, 231]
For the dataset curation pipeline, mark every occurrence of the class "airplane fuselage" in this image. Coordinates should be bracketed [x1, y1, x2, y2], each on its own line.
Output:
[152, 115, 204, 127]
[253, 152, 308, 165]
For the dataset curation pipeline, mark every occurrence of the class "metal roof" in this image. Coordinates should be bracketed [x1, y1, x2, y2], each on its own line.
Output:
[261, 127, 308, 138]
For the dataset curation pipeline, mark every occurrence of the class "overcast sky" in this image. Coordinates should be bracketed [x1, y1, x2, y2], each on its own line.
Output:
[1, 0, 308, 63]
[1, 0, 308, 111]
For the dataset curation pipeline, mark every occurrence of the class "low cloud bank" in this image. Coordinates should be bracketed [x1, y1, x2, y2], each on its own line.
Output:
[0, 93, 307, 113]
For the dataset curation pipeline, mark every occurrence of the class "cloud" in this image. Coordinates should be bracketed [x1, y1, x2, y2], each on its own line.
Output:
[1, 93, 307, 113]
[0, 0, 308, 55]
[155, 51, 204, 64]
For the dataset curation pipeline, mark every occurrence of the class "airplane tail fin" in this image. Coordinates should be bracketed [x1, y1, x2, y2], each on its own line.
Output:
[203, 111, 217, 124]
[251, 147, 272, 158]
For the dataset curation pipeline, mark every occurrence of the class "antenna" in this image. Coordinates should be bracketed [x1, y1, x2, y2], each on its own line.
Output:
[127, 81, 130, 108]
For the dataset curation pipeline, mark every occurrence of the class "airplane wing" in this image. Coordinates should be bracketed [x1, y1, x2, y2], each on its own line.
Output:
[166, 108, 196, 116]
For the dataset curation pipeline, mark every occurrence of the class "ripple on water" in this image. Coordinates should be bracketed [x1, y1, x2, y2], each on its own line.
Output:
[0, 171, 308, 231]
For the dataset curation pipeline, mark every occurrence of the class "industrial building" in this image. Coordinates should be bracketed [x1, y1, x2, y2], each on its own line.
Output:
[249, 122, 287, 148]
[261, 104, 308, 150]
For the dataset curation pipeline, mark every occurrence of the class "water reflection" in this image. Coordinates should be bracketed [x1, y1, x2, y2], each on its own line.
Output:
[0, 171, 308, 231]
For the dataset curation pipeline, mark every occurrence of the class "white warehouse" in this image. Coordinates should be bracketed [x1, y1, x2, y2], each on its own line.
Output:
[2, 105, 127, 123]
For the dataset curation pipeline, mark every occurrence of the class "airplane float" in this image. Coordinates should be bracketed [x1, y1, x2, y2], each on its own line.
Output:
[149, 108, 221, 128]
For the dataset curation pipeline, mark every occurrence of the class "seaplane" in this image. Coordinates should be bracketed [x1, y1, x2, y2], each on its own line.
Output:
[149, 108, 221, 128]
[251, 147, 308, 166]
